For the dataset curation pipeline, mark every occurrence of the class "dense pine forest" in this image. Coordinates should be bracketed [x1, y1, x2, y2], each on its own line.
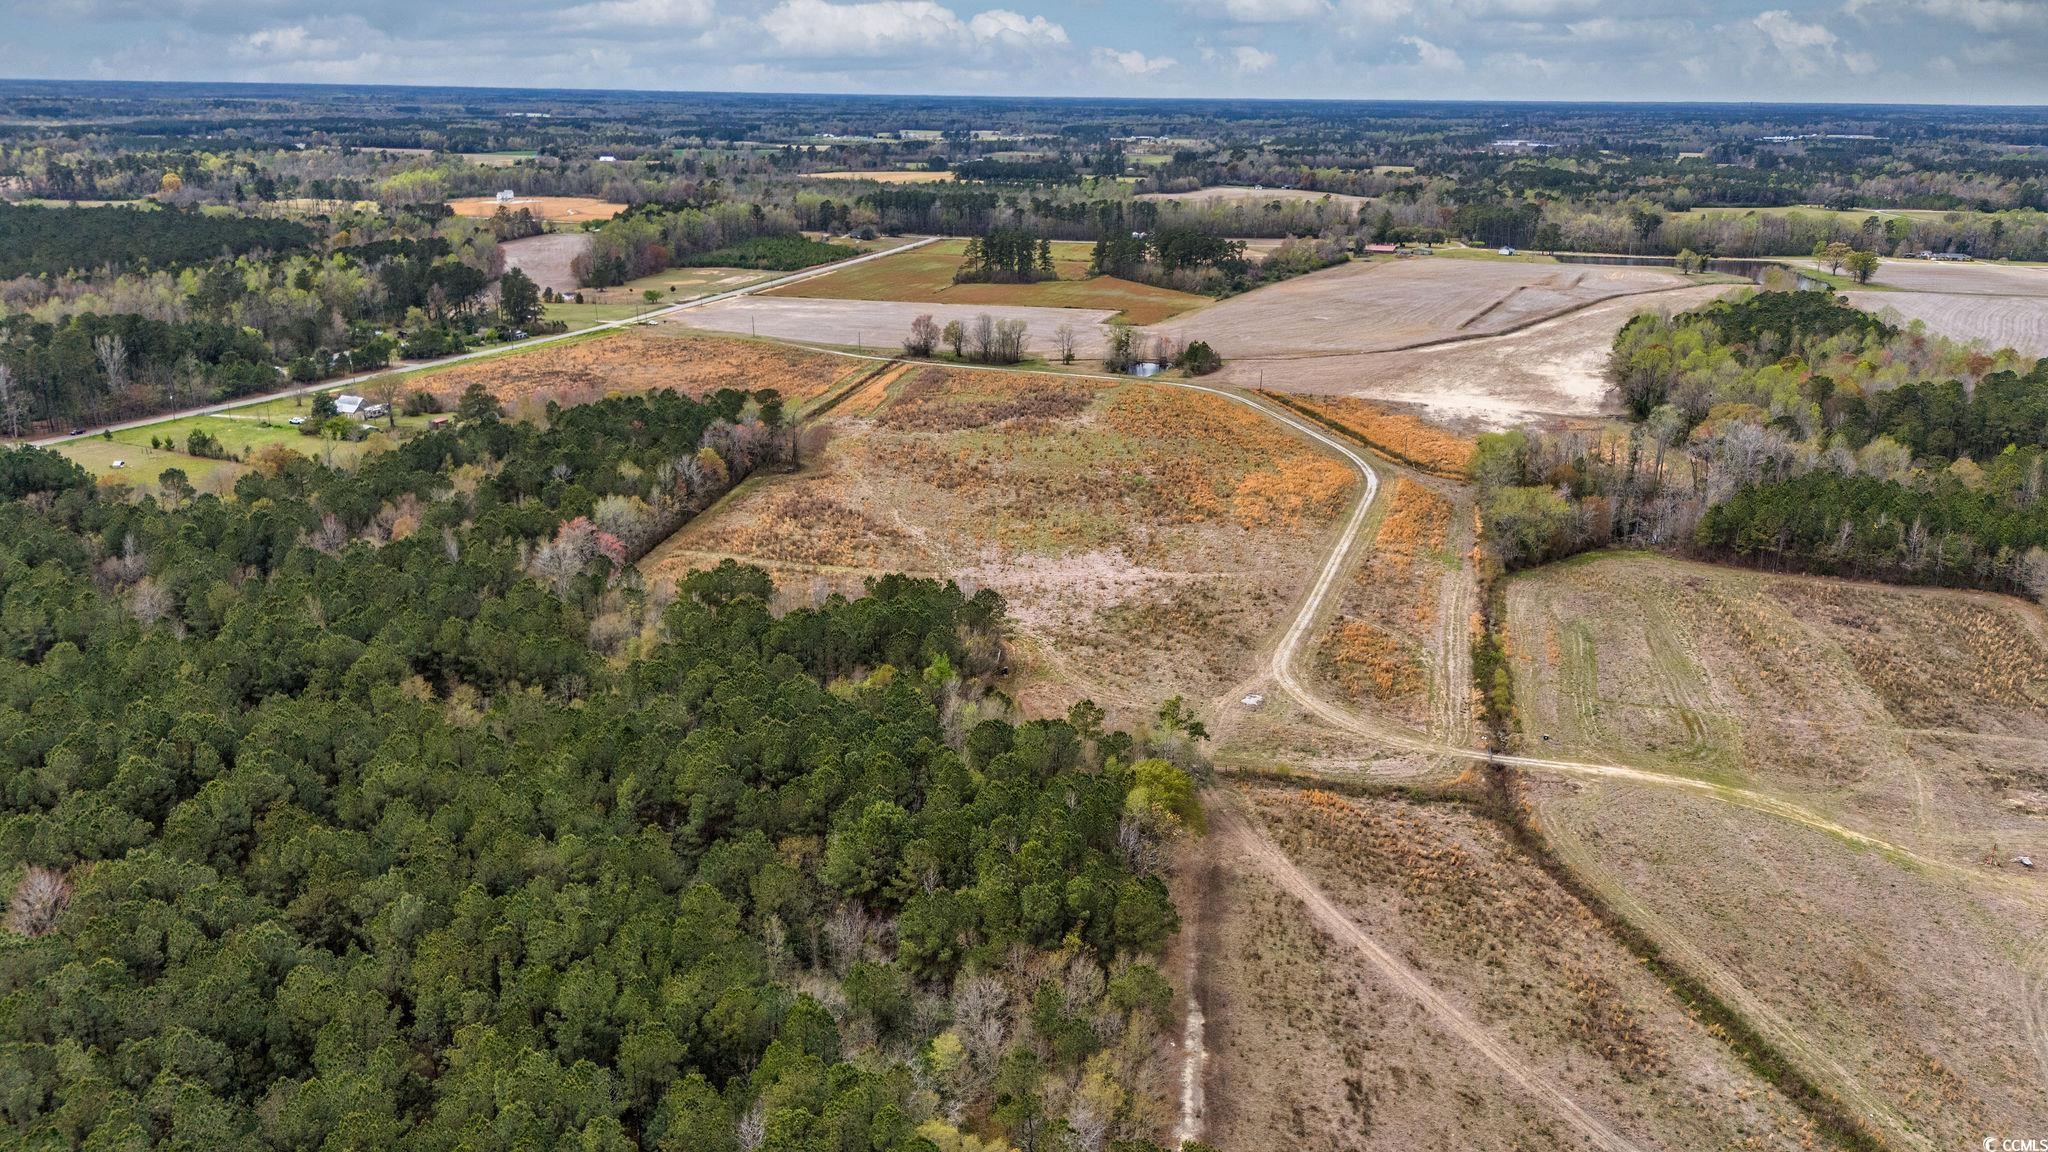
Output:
[0, 387, 1192, 1150]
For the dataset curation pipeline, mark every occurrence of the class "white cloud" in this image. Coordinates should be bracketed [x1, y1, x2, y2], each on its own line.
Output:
[1846, 0, 2041, 31]
[554, 0, 715, 33]
[1233, 45, 1278, 72]
[967, 8, 1068, 48]
[1179, 0, 1329, 20]
[1741, 10, 1877, 76]
[759, 0, 964, 56]
[1093, 46, 1177, 74]
[757, 0, 1065, 58]
[1400, 34, 1464, 70]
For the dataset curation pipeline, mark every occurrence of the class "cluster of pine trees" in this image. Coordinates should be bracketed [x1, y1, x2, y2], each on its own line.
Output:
[0, 383, 1195, 1150]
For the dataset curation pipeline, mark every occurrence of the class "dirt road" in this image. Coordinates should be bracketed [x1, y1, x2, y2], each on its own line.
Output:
[1208, 799, 1647, 1152]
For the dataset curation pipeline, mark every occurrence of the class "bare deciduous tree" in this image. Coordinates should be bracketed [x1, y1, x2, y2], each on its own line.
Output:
[1053, 323, 1079, 365]
[5, 866, 71, 937]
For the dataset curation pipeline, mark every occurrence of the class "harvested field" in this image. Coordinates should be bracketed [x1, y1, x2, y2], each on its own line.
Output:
[1807, 256, 2048, 296]
[1149, 256, 1696, 360]
[1226, 284, 1739, 428]
[1507, 552, 2048, 1147]
[660, 296, 1120, 358]
[1136, 185, 1372, 210]
[446, 195, 624, 221]
[1847, 289, 2048, 357]
[418, 329, 858, 415]
[643, 367, 1356, 733]
[499, 232, 591, 294]
[764, 238, 1206, 325]
[1192, 785, 1814, 1152]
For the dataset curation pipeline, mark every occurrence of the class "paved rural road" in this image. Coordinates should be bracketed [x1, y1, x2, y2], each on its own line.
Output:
[28, 235, 941, 449]
[1208, 799, 1647, 1152]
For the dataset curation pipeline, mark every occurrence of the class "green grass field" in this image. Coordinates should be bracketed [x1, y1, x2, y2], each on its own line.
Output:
[57, 437, 244, 492]
[762, 238, 1207, 325]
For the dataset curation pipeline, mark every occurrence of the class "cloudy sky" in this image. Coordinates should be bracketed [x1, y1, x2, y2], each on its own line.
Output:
[2, 0, 2043, 104]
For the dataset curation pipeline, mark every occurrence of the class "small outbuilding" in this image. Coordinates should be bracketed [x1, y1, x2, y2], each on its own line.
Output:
[334, 394, 366, 416]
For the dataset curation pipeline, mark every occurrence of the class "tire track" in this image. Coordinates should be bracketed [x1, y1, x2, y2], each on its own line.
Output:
[1210, 799, 1647, 1152]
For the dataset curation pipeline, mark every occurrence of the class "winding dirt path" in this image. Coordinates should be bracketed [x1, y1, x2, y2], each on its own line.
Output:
[1208, 799, 1648, 1152]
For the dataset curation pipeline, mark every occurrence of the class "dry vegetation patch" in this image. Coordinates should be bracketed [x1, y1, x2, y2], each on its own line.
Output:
[422, 329, 857, 414]
[1273, 393, 1475, 476]
[644, 371, 1355, 730]
[1194, 784, 1814, 1151]
[446, 195, 625, 221]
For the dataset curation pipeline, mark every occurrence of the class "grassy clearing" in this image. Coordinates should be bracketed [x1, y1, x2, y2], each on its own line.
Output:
[764, 238, 1206, 325]
[806, 170, 954, 183]
[56, 436, 243, 492]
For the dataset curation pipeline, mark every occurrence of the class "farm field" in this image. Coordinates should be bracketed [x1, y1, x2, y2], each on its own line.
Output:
[1848, 289, 2048, 356]
[661, 296, 1121, 358]
[446, 195, 624, 221]
[419, 328, 860, 416]
[642, 366, 1358, 734]
[1805, 255, 2048, 295]
[805, 170, 954, 183]
[1205, 279, 1736, 427]
[1506, 553, 2048, 1146]
[1187, 785, 1815, 1151]
[1150, 256, 1696, 361]
[499, 232, 590, 293]
[461, 150, 538, 166]
[763, 237, 1207, 324]
[1136, 185, 1372, 209]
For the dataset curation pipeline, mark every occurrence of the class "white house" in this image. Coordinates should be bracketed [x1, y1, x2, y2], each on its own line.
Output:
[495, 189, 517, 203]
[334, 394, 365, 416]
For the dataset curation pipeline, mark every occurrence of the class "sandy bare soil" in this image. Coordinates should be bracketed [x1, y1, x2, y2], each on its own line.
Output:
[1152, 257, 1696, 360]
[1847, 289, 2048, 357]
[1190, 786, 1814, 1152]
[1507, 553, 2048, 1145]
[1137, 185, 1372, 209]
[500, 232, 591, 294]
[657, 295, 1120, 356]
[1223, 284, 1738, 428]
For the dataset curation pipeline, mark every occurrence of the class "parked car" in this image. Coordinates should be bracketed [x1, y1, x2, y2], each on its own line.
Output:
[288, 416, 306, 426]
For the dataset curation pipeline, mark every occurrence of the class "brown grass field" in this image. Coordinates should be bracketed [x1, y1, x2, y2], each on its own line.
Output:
[764, 238, 1207, 325]
[419, 329, 859, 416]
[1314, 474, 1475, 743]
[1507, 552, 2048, 1145]
[1185, 784, 1816, 1151]
[1847, 289, 2048, 357]
[447, 195, 625, 221]
[642, 366, 1357, 732]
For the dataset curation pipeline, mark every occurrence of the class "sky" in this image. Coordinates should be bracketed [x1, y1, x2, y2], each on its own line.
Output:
[2, 0, 2044, 105]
